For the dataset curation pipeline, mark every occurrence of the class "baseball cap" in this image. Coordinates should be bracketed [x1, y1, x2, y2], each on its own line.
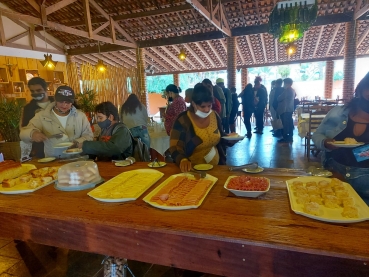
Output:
[255, 76, 262, 82]
[55, 86, 75, 103]
[216, 78, 224, 83]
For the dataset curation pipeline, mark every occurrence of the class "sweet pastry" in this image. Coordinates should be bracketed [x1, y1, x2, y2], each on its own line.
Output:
[2, 178, 17, 188]
[344, 137, 358, 144]
[341, 197, 355, 207]
[324, 195, 340, 209]
[66, 148, 81, 153]
[304, 202, 322, 216]
[342, 205, 359, 218]
[0, 161, 30, 183]
[309, 195, 323, 205]
[56, 161, 101, 188]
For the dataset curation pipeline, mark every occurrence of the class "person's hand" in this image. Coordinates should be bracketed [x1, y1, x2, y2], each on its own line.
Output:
[31, 131, 47, 142]
[323, 139, 339, 150]
[180, 158, 192, 173]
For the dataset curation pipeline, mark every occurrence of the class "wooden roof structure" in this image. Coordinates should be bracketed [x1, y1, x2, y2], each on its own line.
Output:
[1, 0, 369, 75]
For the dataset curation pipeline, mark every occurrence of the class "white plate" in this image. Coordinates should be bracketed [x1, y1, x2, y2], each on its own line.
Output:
[148, 161, 166, 168]
[88, 169, 164, 203]
[193, 164, 213, 171]
[328, 142, 364, 148]
[224, 176, 270, 197]
[286, 176, 369, 223]
[115, 161, 131, 167]
[38, 157, 56, 163]
[143, 173, 218, 210]
[242, 166, 264, 174]
[54, 142, 74, 148]
[0, 179, 55, 194]
[63, 148, 83, 155]
[222, 135, 245, 141]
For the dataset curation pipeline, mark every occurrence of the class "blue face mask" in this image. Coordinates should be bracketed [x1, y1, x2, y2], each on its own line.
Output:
[97, 118, 111, 129]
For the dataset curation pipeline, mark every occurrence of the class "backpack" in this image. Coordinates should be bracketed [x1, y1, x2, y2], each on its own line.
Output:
[129, 132, 150, 162]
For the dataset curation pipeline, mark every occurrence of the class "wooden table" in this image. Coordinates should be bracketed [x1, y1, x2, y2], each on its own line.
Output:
[0, 162, 369, 276]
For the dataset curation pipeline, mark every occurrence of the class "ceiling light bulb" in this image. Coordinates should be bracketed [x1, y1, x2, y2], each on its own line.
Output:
[178, 49, 187, 61]
[40, 54, 57, 70]
[96, 59, 107, 72]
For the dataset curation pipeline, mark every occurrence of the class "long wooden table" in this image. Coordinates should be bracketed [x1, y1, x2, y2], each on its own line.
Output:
[0, 162, 369, 276]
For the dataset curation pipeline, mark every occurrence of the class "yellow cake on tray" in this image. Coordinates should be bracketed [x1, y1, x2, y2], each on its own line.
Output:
[0, 161, 33, 183]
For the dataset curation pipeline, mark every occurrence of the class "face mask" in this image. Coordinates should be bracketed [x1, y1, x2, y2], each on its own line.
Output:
[195, 109, 212, 118]
[31, 93, 44, 101]
[168, 97, 173, 102]
[97, 118, 111, 129]
[54, 106, 71, 114]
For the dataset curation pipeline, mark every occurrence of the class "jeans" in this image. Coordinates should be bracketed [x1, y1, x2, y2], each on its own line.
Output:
[254, 108, 264, 131]
[130, 126, 151, 149]
[280, 112, 293, 141]
[325, 157, 369, 205]
[222, 116, 230, 133]
[243, 110, 253, 134]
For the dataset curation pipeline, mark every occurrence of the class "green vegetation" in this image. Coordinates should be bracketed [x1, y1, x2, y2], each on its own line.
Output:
[0, 99, 23, 142]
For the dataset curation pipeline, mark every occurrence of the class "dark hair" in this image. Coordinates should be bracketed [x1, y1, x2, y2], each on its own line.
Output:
[271, 80, 276, 85]
[354, 72, 369, 98]
[284, 78, 293, 85]
[166, 84, 181, 94]
[230, 87, 236, 92]
[95, 101, 119, 121]
[192, 83, 213, 105]
[121, 94, 142, 115]
[244, 83, 253, 91]
[275, 78, 283, 86]
[28, 77, 47, 91]
[202, 79, 212, 85]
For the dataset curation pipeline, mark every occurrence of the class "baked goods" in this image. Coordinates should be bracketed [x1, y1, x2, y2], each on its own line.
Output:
[344, 137, 358, 144]
[341, 205, 359, 218]
[57, 161, 101, 188]
[65, 148, 81, 153]
[304, 202, 322, 216]
[0, 161, 31, 183]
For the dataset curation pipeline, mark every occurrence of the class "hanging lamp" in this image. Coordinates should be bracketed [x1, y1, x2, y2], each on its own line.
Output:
[178, 48, 187, 61]
[40, 26, 57, 70]
[96, 41, 107, 72]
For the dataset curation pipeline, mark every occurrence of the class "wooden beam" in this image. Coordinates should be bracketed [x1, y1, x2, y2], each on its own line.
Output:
[76, 55, 95, 64]
[183, 44, 206, 68]
[313, 26, 324, 58]
[206, 40, 225, 66]
[235, 39, 245, 65]
[29, 28, 36, 50]
[220, 4, 230, 32]
[150, 47, 180, 71]
[357, 22, 369, 47]
[160, 46, 189, 70]
[99, 53, 123, 67]
[260, 33, 267, 63]
[82, 0, 93, 38]
[93, 21, 110, 35]
[355, 3, 369, 20]
[245, 36, 256, 64]
[7, 31, 29, 43]
[275, 38, 279, 62]
[34, 31, 64, 52]
[89, 0, 136, 44]
[25, 0, 40, 13]
[4, 42, 63, 54]
[326, 23, 341, 56]
[186, 0, 231, 37]
[144, 50, 171, 71]
[172, 44, 197, 69]
[110, 17, 116, 43]
[0, 15, 5, 46]
[237, 1, 246, 27]
[195, 42, 216, 67]
[46, 0, 78, 15]
[300, 34, 306, 59]
[109, 52, 135, 67]
[219, 39, 227, 52]
[41, 4, 47, 26]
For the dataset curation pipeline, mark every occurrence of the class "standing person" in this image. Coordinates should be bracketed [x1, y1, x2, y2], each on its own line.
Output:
[269, 80, 277, 132]
[82, 102, 133, 160]
[184, 88, 194, 104]
[20, 86, 93, 157]
[216, 78, 232, 133]
[121, 94, 150, 148]
[272, 78, 284, 138]
[201, 79, 222, 116]
[239, 84, 254, 138]
[21, 77, 54, 158]
[277, 78, 295, 143]
[253, 76, 268, 134]
[229, 87, 240, 133]
[164, 84, 187, 135]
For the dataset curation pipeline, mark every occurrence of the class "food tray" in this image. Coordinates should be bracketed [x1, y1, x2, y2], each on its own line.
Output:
[88, 169, 164, 202]
[224, 176, 270, 197]
[286, 176, 369, 223]
[143, 173, 218, 210]
[0, 179, 55, 194]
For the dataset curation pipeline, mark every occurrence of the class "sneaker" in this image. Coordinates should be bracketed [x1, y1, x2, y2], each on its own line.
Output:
[246, 133, 252, 138]
[254, 130, 263, 134]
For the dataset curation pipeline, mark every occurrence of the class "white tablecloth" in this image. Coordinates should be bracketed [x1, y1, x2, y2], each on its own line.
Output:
[149, 129, 170, 156]
[298, 113, 326, 138]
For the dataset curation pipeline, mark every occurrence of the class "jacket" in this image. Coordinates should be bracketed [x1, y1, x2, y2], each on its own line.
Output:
[213, 85, 226, 118]
[83, 123, 133, 159]
[240, 87, 255, 113]
[255, 86, 268, 110]
[20, 102, 93, 157]
[169, 111, 227, 166]
[277, 87, 295, 115]
[312, 105, 349, 162]
[219, 86, 233, 116]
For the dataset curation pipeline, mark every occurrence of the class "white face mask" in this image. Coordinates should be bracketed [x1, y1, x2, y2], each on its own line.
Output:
[195, 109, 212, 118]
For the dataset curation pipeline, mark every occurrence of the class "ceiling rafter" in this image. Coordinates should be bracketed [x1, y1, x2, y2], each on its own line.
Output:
[6, 31, 29, 43]
[0, 16, 5, 46]
[313, 26, 324, 58]
[150, 47, 181, 71]
[92, 53, 120, 67]
[100, 52, 126, 67]
[82, 0, 93, 38]
[145, 50, 171, 71]
[160, 46, 189, 70]
[260, 33, 267, 63]
[76, 55, 94, 64]
[357, 22, 369, 47]
[25, 0, 40, 13]
[81, 54, 98, 63]
[118, 50, 137, 65]
[245, 36, 256, 64]
[186, 0, 231, 36]
[110, 51, 136, 67]
[326, 23, 341, 56]
[300, 34, 306, 59]
[171, 44, 197, 69]
[206, 40, 225, 66]
[149, 17, 167, 37]
[355, 0, 369, 19]
[93, 21, 110, 35]
[219, 39, 227, 53]
[274, 39, 279, 62]
[237, 1, 247, 27]
[184, 44, 207, 68]
[235, 39, 245, 65]
[46, 0, 78, 15]
[195, 42, 216, 67]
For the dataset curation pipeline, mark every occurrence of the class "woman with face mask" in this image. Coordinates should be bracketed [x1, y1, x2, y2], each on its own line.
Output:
[169, 83, 233, 172]
[81, 102, 133, 160]
[312, 72, 369, 204]
[164, 84, 186, 135]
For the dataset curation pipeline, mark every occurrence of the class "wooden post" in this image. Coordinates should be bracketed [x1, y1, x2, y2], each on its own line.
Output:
[241, 68, 248, 90]
[136, 48, 149, 108]
[324, 60, 334, 99]
[227, 37, 236, 89]
[173, 73, 179, 87]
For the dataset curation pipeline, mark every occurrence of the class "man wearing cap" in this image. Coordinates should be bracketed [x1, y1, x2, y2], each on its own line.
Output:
[20, 86, 93, 157]
[216, 78, 232, 133]
[253, 76, 268, 134]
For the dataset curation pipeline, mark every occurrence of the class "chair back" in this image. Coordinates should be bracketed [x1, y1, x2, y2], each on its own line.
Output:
[308, 111, 326, 135]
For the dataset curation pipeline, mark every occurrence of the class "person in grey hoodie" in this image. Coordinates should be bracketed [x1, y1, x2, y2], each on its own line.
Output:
[277, 78, 295, 143]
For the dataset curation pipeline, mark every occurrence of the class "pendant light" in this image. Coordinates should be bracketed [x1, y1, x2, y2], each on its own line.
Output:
[40, 26, 57, 70]
[96, 41, 107, 72]
[178, 47, 187, 61]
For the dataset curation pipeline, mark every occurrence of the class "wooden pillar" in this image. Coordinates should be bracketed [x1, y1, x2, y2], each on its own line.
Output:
[227, 37, 236, 89]
[136, 48, 149, 108]
[342, 21, 358, 100]
[67, 55, 75, 63]
[324, 60, 334, 99]
[241, 68, 248, 89]
[173, 73, 179, 87]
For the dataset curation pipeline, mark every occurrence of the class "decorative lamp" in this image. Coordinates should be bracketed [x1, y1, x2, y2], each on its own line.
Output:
[268, 0, 318, 52]
[178, 48, 187, 61]
[40, 54, 57, 70]
[96, 59, 107, 72]
[286, 43, 297, 56]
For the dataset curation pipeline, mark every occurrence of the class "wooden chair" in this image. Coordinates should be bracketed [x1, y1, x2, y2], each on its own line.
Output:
[301, 101, 314, 113]
[305, 111, 326, 161]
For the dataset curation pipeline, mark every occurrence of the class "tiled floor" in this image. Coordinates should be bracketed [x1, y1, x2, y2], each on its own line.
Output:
[0, 119, 320, 277]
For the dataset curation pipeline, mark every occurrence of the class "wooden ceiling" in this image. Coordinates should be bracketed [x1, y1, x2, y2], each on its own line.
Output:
[1, 0, 369, 75]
